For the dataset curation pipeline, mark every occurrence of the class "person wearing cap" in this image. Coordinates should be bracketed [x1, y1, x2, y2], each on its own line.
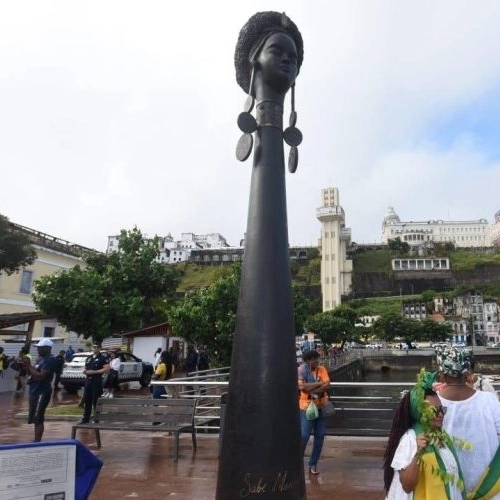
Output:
[19, 338, 57, 441]
[80, 342, 110, 424]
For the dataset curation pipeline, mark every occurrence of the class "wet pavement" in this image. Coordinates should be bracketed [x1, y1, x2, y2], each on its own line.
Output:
[0, 387, 387, 499]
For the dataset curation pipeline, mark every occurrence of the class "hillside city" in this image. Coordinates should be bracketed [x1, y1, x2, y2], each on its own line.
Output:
[2, 187, 500, 360]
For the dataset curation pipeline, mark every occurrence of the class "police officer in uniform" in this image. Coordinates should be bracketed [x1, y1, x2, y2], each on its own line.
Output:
[80, 342, 109, 424]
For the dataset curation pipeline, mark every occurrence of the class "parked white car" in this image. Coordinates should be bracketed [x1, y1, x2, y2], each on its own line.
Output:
[60, 351, 153, 393]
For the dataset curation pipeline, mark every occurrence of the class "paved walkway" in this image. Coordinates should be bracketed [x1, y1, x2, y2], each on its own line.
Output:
[0, 390, 387, 499]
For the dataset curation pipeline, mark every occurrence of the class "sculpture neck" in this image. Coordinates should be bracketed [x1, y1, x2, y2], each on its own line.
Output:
[253, 72, 287, 107]
[256, 101, 283, 130]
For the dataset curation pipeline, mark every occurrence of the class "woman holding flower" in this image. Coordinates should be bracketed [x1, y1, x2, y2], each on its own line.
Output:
[383, 370, 467, 499]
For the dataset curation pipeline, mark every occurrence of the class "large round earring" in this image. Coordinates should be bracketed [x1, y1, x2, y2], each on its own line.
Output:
[283, 84, 302, 173]
[236, 66, 258, 162]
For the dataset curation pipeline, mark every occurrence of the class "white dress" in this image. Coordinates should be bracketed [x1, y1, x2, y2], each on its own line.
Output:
[440, 390, 500, 499]
[386, 429, 463, 500]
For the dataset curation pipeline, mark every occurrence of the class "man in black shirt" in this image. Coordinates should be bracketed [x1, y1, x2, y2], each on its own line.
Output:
[184, 345, 198, 396]
[80, 343, 109, 424]
[53, 350, 65, 390]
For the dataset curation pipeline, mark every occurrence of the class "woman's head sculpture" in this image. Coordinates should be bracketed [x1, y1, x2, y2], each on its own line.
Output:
[235, 11, 304, 97]
[234, 11, 304, 171]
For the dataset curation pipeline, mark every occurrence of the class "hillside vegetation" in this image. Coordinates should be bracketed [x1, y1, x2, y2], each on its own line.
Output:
[347, 296, 407, 316]
[175, 263, 229, 292]
[450, 250, 500, 270]
[176, 258, 322, 292]
[175, 248, 500, 294]
[351, 247, 500, 273]
[351, 249, 392, 273]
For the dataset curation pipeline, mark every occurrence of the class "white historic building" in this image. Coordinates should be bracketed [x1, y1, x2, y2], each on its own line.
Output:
[382, 207, 489, 248]
[107, 232, 230, 264]
[316, 187, 353, 311]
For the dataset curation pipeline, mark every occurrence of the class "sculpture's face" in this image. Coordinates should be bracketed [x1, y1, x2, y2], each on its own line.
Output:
[255, 32, 298, 94]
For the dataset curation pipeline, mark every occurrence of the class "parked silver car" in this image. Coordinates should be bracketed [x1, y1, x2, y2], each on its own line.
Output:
[60, 351, 153, 393]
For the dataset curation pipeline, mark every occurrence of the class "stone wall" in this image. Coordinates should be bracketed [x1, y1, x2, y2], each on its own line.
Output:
[352, 264, 500, 298]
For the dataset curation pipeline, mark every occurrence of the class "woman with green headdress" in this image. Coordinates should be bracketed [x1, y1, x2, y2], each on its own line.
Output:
[384, 369, 467, 499]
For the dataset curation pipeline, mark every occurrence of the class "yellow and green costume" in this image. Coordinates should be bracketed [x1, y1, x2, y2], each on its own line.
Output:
[467, 445, 500, 499]
[410, 370, 467, 500]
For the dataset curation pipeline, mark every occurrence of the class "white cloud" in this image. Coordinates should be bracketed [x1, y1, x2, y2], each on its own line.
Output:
[1, 1, 500, 251]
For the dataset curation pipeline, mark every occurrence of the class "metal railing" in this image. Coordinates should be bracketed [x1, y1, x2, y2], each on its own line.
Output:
[151, 366, 500, 434]
[150, 366, 416, 434]
[151, 367, 230, 432]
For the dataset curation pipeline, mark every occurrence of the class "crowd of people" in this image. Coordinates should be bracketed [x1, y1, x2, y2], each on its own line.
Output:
[1, 340, 212, 440]
[5, 336, 500, 498]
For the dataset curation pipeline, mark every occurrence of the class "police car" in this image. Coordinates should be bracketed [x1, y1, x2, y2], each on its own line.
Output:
[60, 351, 154, 393]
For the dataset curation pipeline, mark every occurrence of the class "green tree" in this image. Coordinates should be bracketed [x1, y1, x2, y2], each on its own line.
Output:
[419, 319, 453, 342]
[388, 237, 410, 256]
[168, 265, 241, 366]
[330, 304, 358, 326]
[293, 286, 314, 337]
[0, 214, 37, 274]
[33, 227, 180, 343]
[305, 311, 352, 346]
[168, 264, 311, 366]
[372, 312, 416, 342]
[420, 290, 437, 303]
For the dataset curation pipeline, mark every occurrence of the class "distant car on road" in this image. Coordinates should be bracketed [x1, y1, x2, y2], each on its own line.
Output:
[452, 342, 467, 347]
[60, 351, 154, 393]
[432, 342, 450, 349]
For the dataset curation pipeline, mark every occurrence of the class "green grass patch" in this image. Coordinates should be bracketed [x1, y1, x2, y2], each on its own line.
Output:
[352, 249, 392, 273]
[176, 264, 228, 292]
[449, 249, 500, 271]
[348, 296, 405, 316]
[46, 405, 81, 416]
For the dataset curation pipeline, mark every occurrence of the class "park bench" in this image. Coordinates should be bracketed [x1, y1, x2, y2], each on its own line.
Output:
[71, 397, 197, 460]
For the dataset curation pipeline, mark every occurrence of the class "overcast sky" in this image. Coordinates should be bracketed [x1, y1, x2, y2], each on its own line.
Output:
[1, 1, 500, 252]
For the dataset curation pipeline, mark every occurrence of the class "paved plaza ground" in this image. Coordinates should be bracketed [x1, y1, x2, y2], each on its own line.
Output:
[0, 389, 387, 499]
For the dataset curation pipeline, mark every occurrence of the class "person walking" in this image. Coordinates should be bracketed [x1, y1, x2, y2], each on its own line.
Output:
[184, 345, 198, 396]
[0, 346, 8, 378]
[298, 349, 331, 475]
[53, 350, 65, 391]
[383, 369, 466, 499]
[15, 346, 32, 394]
[436, 346, 500, 498]
[80, 343, 109, 424]
[20, 338, 57, 441]
[197, 346, 210, 395]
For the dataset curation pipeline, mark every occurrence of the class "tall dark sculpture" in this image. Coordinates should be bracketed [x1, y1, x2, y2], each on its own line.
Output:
[216, 12, 306, 500]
